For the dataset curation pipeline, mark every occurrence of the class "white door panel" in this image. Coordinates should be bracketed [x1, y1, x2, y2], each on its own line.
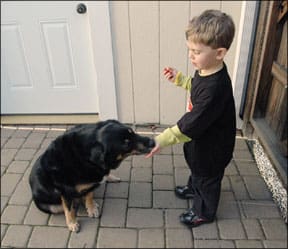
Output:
[1, 1, 114, 116]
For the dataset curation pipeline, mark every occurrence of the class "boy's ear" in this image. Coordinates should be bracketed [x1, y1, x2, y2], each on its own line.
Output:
[216, 48, 227, 60]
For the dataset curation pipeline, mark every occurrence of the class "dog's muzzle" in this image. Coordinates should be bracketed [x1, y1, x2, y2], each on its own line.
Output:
[134, 138, 155, 154]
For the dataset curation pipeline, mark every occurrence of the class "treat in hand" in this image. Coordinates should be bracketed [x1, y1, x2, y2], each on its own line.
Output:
[163, 67, 176, 81]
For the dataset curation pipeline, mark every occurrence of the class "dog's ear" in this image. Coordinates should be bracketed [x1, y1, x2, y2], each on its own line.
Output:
[89, 143, 105, 166]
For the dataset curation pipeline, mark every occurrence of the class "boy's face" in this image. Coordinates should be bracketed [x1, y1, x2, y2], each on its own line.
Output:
[186, 39, 225, 73]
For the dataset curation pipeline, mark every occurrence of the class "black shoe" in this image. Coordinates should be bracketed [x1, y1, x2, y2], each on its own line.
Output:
[179, 209, 213, 228]
[175, 186, 194, 199]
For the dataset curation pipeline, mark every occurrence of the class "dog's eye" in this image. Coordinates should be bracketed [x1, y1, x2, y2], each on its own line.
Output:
[123, 139, 131, 148]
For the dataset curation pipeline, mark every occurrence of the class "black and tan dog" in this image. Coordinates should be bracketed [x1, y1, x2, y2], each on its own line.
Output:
[29, 120, 155, 232]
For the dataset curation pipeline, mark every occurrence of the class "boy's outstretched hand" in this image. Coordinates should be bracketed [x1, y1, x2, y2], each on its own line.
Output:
[163, 67, 177, 82]
[145, 142, 161, 158]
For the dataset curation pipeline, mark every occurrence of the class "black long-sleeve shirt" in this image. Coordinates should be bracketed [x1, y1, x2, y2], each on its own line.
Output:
[177, 64, 236, 176]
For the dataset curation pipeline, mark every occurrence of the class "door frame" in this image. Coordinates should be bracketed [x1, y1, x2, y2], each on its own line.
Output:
[242, 0, 287, 185]
[88, 2, 118, 121]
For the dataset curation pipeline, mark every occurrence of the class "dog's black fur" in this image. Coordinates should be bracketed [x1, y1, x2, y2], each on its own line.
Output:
[29, 120, 155, 232]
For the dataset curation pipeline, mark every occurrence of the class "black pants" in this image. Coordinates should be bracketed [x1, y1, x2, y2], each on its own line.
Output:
[184, 144, 224, 220]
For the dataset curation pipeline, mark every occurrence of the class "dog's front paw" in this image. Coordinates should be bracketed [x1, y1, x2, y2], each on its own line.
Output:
[87, 200, 99, 218]
[106, 173, 121, 182]
[68, 221, 80, 233]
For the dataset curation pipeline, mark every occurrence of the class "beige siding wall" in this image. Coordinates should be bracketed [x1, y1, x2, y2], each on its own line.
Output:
[110, 1, 243, 125]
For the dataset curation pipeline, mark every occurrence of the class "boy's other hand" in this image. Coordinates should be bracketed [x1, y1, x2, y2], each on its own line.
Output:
[145, 143, 161, 158]
[163, 67, 177, 82]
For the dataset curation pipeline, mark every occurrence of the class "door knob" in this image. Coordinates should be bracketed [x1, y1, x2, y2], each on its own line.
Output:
[77, 3, 87, 14]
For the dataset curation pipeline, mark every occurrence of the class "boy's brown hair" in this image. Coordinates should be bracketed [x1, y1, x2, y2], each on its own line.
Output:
[186, 9, 235, 50]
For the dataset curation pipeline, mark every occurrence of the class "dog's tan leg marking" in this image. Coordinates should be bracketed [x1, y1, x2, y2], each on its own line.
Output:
[75, 183, 95, 193]
[61, 196, 80, 232]
[84, 191, 99, 218]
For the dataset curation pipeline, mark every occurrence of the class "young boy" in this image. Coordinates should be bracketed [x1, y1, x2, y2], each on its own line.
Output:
[146, 9, 236, 227]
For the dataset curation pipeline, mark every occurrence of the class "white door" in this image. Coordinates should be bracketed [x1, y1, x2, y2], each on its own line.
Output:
[1, 1, 117, 118]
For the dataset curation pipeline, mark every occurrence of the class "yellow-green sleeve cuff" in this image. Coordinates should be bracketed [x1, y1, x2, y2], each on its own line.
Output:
[155, 125, 191, 148]
[174, 72, 192, 91]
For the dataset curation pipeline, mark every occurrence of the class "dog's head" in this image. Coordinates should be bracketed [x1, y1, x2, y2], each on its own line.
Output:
[98, 120, 155, 168]
[89, 120, 155, 169]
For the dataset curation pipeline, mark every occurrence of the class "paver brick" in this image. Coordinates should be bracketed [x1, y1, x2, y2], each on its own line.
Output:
[260, 219, 288, 240]
[46, 129, 65, 138]
[235, 160, 260, 175]
[131, 167, 152, 182]
[218, 219, 246, 239]
[153, 163, 174, 175]
[172, 143, 184, 155]
[28, 226, 69, 248]
[1, 127, 16, 138]
[153, 191, 188, 209]
[40, 137, 54, 149]
[1, 224, 8, 240]
[241, 200, 281, 218]
[165, 228, 193, 248]
[234, 138, 249, 150]
[48, 213, 67, 227]
[132, 155, 152, 168]
[93, 183, 106, 198]
[106, 182, 129, 198]
[6, 160, 29, 174]
[1, 173, 22, 196]
[14, 148, 37, 161]
[194, 239, 235, 248]
[159, 145, 172, 154]
[22, 132, 46, 148]
[233, 149, 254, 160]
[1, 166, 6, 176]
[262, 240, 287, 248]
[235, 240, 263, 248]
[153, 155, 173, 173]
[138, 228, 164, 248]
[4, 138, 25, 149]
[221, 176, 231, 191]
[174, 167, 190, 186]
[224, 160, 239, 175]
[68, 218, 99, 248]
[12, 129, 32, 138]
[110, 160, 131, 181]
[153, 174, 174, 190]
[1, 136, 9, 147]
[243, 176, 273, 200]
[165, 209, 187, 228]
[173, 155, 187, 167]
[1, 205, 28, 224]
[192, 221, 219, 239]
[242, 219, 265, 239]
[1, 149, 18, 166]
[24, 202, 50, 225]
[129, 182, 151, 207]
[1, 225, 32, 248]
[126, 208, 163, 228]
[9, 179, 32, 205]
[97, 228, 137, 248]
[100, 198, 127, 227]
[230, 175, 250, 200]
[1, 196, 8, 213]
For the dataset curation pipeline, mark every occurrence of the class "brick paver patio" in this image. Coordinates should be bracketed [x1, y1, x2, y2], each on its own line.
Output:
[1, 124, 287, 248]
